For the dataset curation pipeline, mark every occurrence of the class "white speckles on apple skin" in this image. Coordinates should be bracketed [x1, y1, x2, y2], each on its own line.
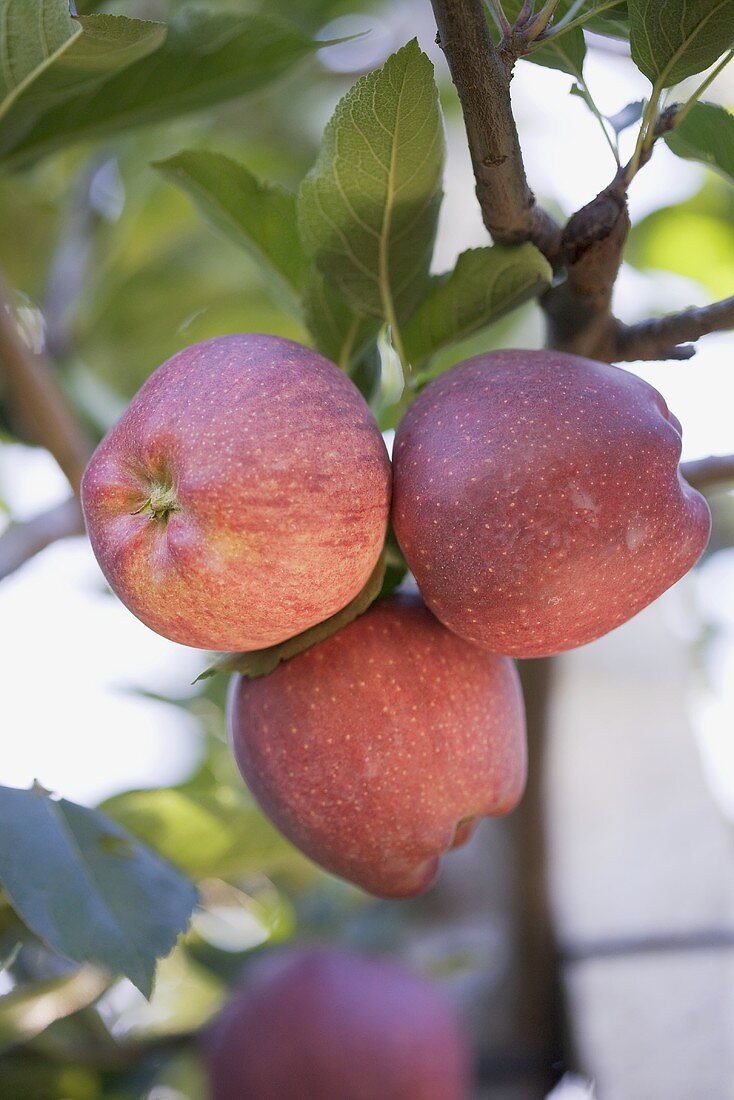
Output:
[228, 592, 527, 899]
[392, 349, 712, 659]
[81, 334, 391, 651]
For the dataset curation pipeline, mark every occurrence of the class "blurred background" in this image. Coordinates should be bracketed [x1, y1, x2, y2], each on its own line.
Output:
[1, 1, 733, 1098]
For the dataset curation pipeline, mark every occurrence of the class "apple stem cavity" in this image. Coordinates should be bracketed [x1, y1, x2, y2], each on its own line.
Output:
[132, 481, 180, 523]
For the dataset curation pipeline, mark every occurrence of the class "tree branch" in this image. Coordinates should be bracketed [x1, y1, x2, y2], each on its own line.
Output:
[681, 454, 734, 493]
[0, 498, 84, 581]
[615, 295, 734, 363]
[431, 0, 561, 263]
[543, 171, 630, 358]
[0, 273, 92, 496]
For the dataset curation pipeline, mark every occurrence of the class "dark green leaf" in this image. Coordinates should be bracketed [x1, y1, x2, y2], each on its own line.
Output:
[0, 967, 109, 1053]
[0, 1058, 100, 1100]
[0, 785, 197, 996]
[583, 2, 630, 37]
[155, 150, 309, 312]
[665, 101, 734, 182]
[380, 528, 408, 597]
[298, 40, 444, 323]
[629, 0, 734, 86]
[529, 27, 586, 76]
[0, 11, 165, 160]
[102, 785, 302, 880]
[2, 9, 319, 168]
[199, 552, 387, 680]
[403, 243, 552, 366]
[302, 269, 379, 370]
[502, 0, 629, 37]
[494, 2, 586, 74]
[606, 98, 646, 133]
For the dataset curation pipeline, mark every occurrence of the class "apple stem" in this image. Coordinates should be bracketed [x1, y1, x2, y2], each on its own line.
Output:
[132, 482, 180, 522]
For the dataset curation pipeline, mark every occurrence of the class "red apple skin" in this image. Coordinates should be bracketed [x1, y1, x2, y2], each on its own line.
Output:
[228, 592, 526, 898]
[204, 948, 472, 1100]
[392, 349, 711, 659]
[81, 334, 390, 651]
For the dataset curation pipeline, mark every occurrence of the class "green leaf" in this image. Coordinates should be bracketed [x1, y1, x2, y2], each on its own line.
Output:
[500, 0, 628, 38]
[0, 1059, 100, 1099]
[0, 967, 109, 1053]
[155, 150, 309, 312]
[529, 31, 586, 76]
[403, 243, 552, 366]
[298, 39, 444, 324]
[493, 2, 586, 74]
[605, 98, 646, 134]
[380, 527, 408, 598]
[583, 2, 630, 37]
[0, 0, 78, 102]
[199, 552, 387, 680]
[665, 101, 734, 182]
[629, 0, 734, 87]
[302, 269, 379, 370]
[2, 8, 319, 168]
[102, 785, 302, 881]
[0, 785, 197, 997]
[0, 11, 165, 159]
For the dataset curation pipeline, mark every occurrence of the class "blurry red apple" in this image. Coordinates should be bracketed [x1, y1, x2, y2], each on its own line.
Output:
[392, 349, 711, 658]
[205, 947, 471, 1100]
[228, 592, 526, 898]
[81, 334, 390, 651]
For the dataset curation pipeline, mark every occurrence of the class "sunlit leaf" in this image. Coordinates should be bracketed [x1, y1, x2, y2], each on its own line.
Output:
[102, 785, 305, 881]
[0, 966, 109, 1053]
[629, 0, 734, 86]
[0, 785, 197, 996]
[626, 189, 734, 299]
[298, 40, 444, 323]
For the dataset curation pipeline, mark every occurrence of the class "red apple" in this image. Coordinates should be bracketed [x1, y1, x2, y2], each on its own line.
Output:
[228, 592, 526, 898]
[204, 947, 472, 1100]
[81, 334, 390, 651]
[392, 349, 711, 658]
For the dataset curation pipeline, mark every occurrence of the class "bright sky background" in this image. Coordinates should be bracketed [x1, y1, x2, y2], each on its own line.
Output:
[1, 21, 733, 817]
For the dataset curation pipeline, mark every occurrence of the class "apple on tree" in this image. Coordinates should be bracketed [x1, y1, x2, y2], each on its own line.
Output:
[81, 333, 390, 652]
[204, 947, 472, 1100]
[228, 591, 527, 898]
[393, 349, 711, 658]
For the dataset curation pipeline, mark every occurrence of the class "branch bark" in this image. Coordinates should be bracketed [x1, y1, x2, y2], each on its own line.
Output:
[0, 498, 84, 581]
[430, 1, 733, 363]
[431, 0, 561, 263]
[513, 657, 564, 1095]
[615, 295, 734, 363]
[543, 172, 630, 358]
[0, 273, 92, 495]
